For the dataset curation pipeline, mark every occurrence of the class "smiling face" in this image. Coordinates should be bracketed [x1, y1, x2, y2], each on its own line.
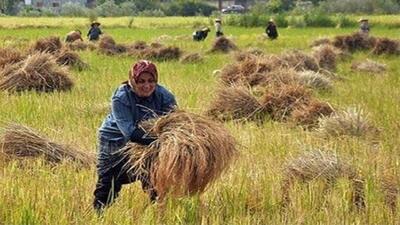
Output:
[130, 72, 156, 97]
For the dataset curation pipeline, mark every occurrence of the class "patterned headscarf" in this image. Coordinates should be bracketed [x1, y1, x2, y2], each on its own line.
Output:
[131, 60, 158, 83]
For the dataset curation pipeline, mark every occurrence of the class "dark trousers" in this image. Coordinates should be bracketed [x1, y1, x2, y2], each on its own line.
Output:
[216, 31, 224, 37]
[93, 137, 156, 210]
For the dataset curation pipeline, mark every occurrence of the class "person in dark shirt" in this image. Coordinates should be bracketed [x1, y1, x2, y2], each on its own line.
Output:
[193, 27, 210, 41]
[266, 19, 278, 40]
[87, 21, 103, 41]
[93, 60, 177, 212]
[359, 18, 370, 35]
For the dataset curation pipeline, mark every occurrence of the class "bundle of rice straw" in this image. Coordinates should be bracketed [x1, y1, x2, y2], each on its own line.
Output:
[0, 51, 73, 92]
[260, 84, 313, 121]
[210, 37, 238, 53]
[55, 48, 88, 70]
[291, 100, 334, 128]
[372, 38, 400, 55]
[31, 36, 62, 53]
[281, 150, 365, 210]
[380, 171, 399, 213]
[278, 50, 319, 72]
[312, 44, 340, 72]
[206, 85, 263, 121]
[179, 53, 204, 64]
[138, 46, 182, 61]
[310, 38, 331, 47]
[66, 41, 96, 51]
[296, 70, 333, 90]
[333, 33, 376, 52]
[123, 111, 237, 199]
[0, 48, 25, 68]
[98, 35, 127, 55]
[317, 107, 378, 137]
[351, 59, 386, 74]
[0, 123, 95, 168]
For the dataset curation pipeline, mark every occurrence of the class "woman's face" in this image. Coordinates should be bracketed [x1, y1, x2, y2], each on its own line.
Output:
[131, 72, 156, 97]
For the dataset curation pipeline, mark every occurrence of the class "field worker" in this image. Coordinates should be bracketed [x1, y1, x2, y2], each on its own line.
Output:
[93, 60, 177, 212]
[359, 18, 370, 34]
[215, 18, 224, 37]
[265, 19, 278, 40]
[87, 21, 103, 41]
[193, 27, 210, 41]
[65, 30, 83, 43]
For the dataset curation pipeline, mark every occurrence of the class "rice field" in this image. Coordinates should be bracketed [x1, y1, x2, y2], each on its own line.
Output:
[1, 16, 400, 224]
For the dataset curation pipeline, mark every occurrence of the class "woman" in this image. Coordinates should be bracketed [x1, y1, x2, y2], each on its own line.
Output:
[93, 60, 177, 211]
[87, 21, 103, 41]
[214, 18, 224, 37]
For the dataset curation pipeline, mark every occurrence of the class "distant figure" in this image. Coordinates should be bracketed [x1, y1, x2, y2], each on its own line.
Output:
[214, 18, 224, 37]
[359, 18, 370, 34]
[65, 30, 83, 43]
[193, 27, 210, 41]
[87, 21, 103, 41]
[265, 19, 278, 40]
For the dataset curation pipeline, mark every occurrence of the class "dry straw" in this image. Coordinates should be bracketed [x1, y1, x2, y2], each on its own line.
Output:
[210, 36, 238, 53]
[296, 70, 333, 90]
[310, 38, 331, 47]
[98, 35, 127, 55]
[179, 53, 203, 64]
[31, 36, 62, 53]
[206, 85, 263, 121]
[312, 44, 340, 72]
[0, 123, 95, 168]
[291, 100, 334, 128]
[372, 38, 400, 55]
[351, 59, 386, 74]
[260, 84, 313, 121]
[333, 33, 376, 52]
[55, 48, 88, 70]
[281, 150, 365, 210]
[380, 171, 399, 213]
[66, 41, 96, 51]
[0, 51, 73, 92]
[0, 48, 25, 68]
[317, 107, 378, 138]
[123, 111, 237, 199]
[278, 50, 319, 72]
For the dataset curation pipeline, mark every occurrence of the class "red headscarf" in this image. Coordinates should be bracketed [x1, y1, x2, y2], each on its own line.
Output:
[131, 60, 158, 83]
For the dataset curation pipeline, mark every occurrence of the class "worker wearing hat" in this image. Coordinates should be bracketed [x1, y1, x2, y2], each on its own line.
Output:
[214, 18, 224, 37]
[93, 60, 177, 213]
[265, 18, 278, 40]
[358, 18, 370, 34]
[87, 21, 103, 41]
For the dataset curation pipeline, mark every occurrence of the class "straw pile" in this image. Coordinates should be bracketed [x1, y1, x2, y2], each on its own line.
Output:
[317, 107, 378, 137]
[179, 53, 204, 64]
[281, 150, 365, 209]
[291, 100, 334, 128]
[98, 35, 127, 55]
[310, 38, 331, 47]
[333, 33, 376, 52]
[0, 123, 95, 168]
[260, 84, 313, 121]
[380, 171, 399, 213]
[0, 48, 25, 68]
[55, 48, 88, 70]
[138, 46, 182, 61]
[123, 111, 237, 199]
[351, 59, 386, 74]
[372, 38, 400, 55]
[31, 36, 62, 53]
[296, 70, 333, 90]
[0, 51, 73, 92]
[206, 85, 263, 121]
[312, 44, 339, 71]
[278, 50, 319, 72]
[210, 36, 238, 53]
[66, 41, 96, 51]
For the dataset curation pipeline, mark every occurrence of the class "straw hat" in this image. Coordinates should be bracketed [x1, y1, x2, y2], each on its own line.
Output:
[358, 18, 368, 22]
[215, 18, 221, 22]
[91, 21, 101, 26]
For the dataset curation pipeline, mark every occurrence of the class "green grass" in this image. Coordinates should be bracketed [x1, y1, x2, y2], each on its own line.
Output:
[1, 17, 400, 224]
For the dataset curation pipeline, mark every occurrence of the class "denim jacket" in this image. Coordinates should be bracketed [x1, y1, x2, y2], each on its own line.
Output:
[99, 84, 177, 144]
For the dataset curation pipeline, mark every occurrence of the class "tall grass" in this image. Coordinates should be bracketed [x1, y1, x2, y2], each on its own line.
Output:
[0, 17, 400, 224]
